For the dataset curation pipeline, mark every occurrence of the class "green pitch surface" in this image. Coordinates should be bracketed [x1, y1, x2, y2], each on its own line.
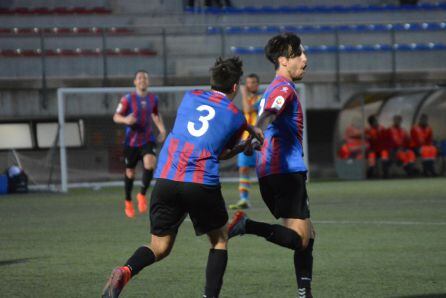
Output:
[1, 178, 446, 297]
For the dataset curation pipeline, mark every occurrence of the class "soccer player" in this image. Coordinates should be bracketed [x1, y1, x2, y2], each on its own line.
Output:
[411, 114, 437, 176]
[102, 57, 263, 298]
[410, 114, 433, 155]
[229, 73, 262, 210]
[227, 33, 315, 298]
[365, 115, 387, 178]
[113, 70, 166, 218]
[385, 115, 415, 177]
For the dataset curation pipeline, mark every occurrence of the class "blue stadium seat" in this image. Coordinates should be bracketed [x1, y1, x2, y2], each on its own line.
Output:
[207, 22, 446, 35]
[187, 2, 446, 14]
[230, 43, 446, 55]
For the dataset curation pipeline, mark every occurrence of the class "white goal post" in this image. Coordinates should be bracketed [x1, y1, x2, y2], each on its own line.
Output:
[57, 84, 307, 192]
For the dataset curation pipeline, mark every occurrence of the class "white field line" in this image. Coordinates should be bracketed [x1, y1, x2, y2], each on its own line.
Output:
[312, 220, 446, 226]
[183, 217, 446, 226]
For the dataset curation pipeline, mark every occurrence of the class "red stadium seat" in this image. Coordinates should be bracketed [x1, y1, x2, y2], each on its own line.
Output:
[0, 48, 157, 57]
[139, 49, 157, 56]
[56, 28, 71, 34]
[14, 7, 31, 14]
[32, 7, 51, 14]
[0, 6, 111, 15]
[72, 7, 89, 14]
[0, 26, 132, 35]
[92, 7, 112, 14]
[0, 49, 17, 57]
[54, 7, 72, 14]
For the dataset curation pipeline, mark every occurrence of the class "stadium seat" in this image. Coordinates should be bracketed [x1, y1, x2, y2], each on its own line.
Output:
[207, 22, 446, 35]
[0, 48, 157, 57]
[187, 2, 446, 14]
[0, 6, 111, 15]
[230, 42, 446, 55]
[0, 26, 133, 36]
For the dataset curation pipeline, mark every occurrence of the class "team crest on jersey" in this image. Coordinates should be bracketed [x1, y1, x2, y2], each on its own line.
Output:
[271, 95, 285, 110]
[141, 100, 147, 108]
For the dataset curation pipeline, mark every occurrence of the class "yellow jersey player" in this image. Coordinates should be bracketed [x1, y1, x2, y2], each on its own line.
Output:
[229, 73, 261, 210]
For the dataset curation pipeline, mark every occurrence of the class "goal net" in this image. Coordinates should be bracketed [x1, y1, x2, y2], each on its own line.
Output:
[44, 84, 307, 192]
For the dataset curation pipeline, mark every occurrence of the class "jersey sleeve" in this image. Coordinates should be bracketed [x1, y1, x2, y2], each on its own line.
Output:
[115, 96, 129, 116]
[224, 113, 248, 150]
[264, 85, 294, 115]
[152, 94, 159, 116]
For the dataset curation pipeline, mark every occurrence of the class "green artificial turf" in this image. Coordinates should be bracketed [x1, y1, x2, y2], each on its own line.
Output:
[1, 178, 445, 297]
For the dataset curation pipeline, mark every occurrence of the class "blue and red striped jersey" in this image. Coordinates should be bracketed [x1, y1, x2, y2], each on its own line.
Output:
[116, 92, 159, 147]
[154, 89, 247, 185]
[256, 75, 307, 178]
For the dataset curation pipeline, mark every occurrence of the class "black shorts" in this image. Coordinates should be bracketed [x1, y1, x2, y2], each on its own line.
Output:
[124, 142, 156, 169]
[258, 172, 310, 220]
[150, 179, 228, 236]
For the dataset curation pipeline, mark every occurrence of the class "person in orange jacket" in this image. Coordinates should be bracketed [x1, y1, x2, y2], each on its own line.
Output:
[365, 115, 387, 178]
[396, 148, 419, 177]
[384, 115, 413, 178]
[411, 114, 433, 155]
[343, 118, 367, 160]
[420, 144, 438, 176]
[411, 114, 438, 176]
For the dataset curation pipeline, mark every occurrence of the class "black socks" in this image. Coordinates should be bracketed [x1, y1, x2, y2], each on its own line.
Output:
[140, 169, 154, 195]
[124, 175, 134, 201]
[125, 246, 156, 277]
[246, 219, 303, 251]
[294, 238, 314, 289]
[204, 249, 228, 298]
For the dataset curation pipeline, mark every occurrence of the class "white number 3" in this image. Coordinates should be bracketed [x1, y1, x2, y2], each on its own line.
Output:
[187, 105, 216, 137]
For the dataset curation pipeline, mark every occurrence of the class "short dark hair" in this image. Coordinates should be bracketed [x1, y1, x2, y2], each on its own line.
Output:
[246, 73, 260, 82]
[368, 114, 377, 126]
[134, 69, 149, 79]
[210, 57, 243, 94]
[265, 33, 303, 69]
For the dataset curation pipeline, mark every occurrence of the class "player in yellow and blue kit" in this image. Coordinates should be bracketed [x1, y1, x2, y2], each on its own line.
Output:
[229, 73, 261, 210]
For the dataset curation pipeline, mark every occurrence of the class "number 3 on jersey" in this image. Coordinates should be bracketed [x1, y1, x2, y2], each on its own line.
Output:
[187, 105, 216, 137]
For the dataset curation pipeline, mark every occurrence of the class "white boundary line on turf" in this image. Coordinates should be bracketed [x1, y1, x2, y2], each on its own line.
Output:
[183, 218, 446, 226]
[28, 177, 248, 191]
[312, 220, 446, 226]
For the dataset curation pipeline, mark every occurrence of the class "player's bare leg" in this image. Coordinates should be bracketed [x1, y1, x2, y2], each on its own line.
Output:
[137, 154, 156, 213]
[204, 226, 228, 298]
[102, 234, 176, 298]
[124, 168, 136, 218]
[284, 218, 315, 298]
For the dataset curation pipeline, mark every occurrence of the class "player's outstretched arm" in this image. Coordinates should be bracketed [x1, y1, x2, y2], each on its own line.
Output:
[113, 113, 136, 126]
[152, 113, 167, 143]
[241, 85, 256, 114]
[219, 140, 249, 160]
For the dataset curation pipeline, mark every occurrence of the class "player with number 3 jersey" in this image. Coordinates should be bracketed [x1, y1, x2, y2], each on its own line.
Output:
[102, 57, 263, 298]
[154, 88, 247, 185]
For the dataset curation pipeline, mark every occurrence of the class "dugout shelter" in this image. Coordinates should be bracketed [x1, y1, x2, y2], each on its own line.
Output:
[334, 86, 446, 179]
